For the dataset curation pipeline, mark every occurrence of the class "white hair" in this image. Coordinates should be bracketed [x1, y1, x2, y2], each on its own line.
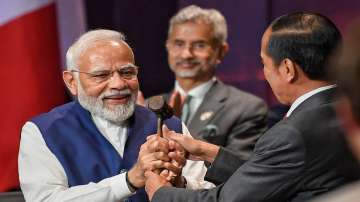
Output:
[66, 29, 126, 70]
[168, 5, 228, 44]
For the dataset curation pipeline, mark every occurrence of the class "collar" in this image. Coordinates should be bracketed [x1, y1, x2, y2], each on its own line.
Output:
[175, 77, 216, 99]
[286, 84, 337, 117]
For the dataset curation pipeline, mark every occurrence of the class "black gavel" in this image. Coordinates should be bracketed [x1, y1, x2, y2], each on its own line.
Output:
[147, 96, 183, 181]
[147, 96, 174, 137]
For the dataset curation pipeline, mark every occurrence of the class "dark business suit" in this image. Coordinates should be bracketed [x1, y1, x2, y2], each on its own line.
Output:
[152, 88, 360, 202]
[156, 80, 268, 159]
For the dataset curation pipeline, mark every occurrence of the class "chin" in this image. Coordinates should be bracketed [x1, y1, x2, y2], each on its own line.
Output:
[176, 70, 200, 78]
[105, 102, 127, 110]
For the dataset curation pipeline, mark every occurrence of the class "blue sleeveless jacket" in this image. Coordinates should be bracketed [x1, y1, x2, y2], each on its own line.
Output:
[31, 101, 182, 202]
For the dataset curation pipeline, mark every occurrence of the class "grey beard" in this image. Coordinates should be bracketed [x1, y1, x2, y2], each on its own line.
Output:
[171, 65, 201, 78]
[77, 83, 136, 124]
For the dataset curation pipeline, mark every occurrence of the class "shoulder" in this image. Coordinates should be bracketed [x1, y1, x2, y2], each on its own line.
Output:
[217, 83, 268, 119]
[30, 101, 77, 124]
[263, 103, 342, 157]
[287, 103, 339, 138]
[267, 105, 336, 142]
[290, 102, 336, 123]
[285, 103, 346, 157]
[216, 82, 266, 107]
[253, 122, 306, 163]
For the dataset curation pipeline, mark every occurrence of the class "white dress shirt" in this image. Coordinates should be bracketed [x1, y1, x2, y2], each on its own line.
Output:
[19, 114, 213, 202]
[286, 85, 337, 117]
[175, 77, 216, 123]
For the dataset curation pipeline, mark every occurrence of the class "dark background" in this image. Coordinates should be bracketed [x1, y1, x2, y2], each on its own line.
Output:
[85, 0, 360, 106]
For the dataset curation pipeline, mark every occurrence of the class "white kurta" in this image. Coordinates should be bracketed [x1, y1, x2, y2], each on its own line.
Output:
[19, 115, 213, 202]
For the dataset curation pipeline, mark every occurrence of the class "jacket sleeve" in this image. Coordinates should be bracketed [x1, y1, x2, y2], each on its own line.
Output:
[204, 147, 246, 185]
[151, 124, 306, 202]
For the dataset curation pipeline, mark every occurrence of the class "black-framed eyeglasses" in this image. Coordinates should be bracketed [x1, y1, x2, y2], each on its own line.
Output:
[71, 64, 139, 83]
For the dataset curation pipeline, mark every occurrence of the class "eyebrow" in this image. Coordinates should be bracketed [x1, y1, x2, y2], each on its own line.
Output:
[90, 66, 109, 72]
[119, 63, 137, 68]
[171, 39, 209, 43]
[90, 63, 136, 72]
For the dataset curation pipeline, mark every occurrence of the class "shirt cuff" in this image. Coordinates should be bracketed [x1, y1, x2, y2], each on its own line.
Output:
[110, 172, 135, 200]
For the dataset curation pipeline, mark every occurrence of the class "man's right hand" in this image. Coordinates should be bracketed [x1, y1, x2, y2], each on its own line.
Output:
[127, 135, 171, 188]
[144, 171, 172, 200]
[163, 129, 220, 163]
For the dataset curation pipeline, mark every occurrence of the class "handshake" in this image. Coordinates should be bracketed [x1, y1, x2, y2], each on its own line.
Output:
[126, 125, 220, 200]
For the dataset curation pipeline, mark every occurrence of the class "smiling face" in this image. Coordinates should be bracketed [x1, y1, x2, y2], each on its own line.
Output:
[65, 40, 139, 123]
[166, 21, 225, 82]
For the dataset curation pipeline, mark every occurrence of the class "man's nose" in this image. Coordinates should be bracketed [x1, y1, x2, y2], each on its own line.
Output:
[107, 71, 127, 89]
[179, 45, 194, 59]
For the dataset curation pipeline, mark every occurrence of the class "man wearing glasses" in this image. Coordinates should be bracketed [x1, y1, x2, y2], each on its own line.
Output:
[18, 29, 212, 202]
[151, 5, 268, 159]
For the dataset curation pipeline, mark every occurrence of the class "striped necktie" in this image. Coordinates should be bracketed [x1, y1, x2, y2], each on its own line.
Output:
[181, 95, 193, 124]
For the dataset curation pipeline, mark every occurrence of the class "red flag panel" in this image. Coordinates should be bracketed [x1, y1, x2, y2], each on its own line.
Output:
[0, 3, 68, 191]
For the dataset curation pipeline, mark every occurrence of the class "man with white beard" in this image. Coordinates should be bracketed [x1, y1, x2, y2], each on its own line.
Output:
[18, 29, 212, 202]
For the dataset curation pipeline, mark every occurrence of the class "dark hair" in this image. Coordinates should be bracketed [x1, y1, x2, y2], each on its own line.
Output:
[267, 11, 342, 80]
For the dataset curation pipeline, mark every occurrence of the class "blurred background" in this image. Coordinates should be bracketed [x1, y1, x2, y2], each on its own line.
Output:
[0, 0, 359, 192]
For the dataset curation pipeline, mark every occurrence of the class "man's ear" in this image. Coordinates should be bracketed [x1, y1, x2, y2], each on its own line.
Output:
[63, 71, 78, 96]
[216, 42, 229, 64]
[165, 39, 174, 53]
[279, 58, 296, 83]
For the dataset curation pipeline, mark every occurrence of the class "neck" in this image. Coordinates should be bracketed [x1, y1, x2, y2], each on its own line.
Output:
[290, 79, 332, 104]
[176, 76, 213, 92]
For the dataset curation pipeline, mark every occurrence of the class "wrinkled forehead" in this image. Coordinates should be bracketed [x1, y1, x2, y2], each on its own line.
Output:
[78, 40, 135, 71]
[83, 40, 134, 58]
[170, 21, 214, 39]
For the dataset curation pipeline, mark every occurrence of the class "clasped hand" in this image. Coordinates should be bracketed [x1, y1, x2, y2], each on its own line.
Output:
[127, 125, 187, 190]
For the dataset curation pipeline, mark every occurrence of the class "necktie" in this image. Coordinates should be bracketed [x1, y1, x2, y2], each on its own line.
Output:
[181, 95, 192, 125]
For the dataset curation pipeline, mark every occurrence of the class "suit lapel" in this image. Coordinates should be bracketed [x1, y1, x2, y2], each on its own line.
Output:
[188, 81, 228, 137]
